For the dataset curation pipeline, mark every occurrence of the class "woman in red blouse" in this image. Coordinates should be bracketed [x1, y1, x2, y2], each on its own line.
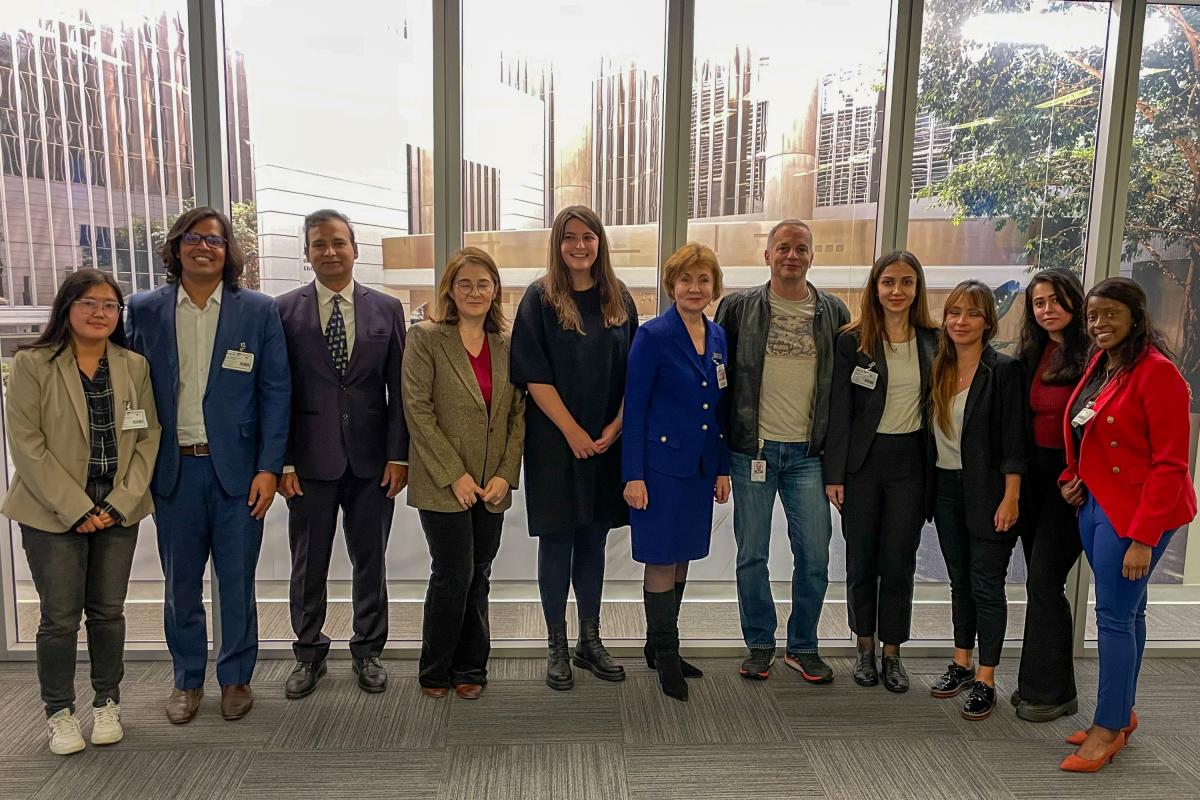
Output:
[1058, 277, 1196, 772]
[1012, 269, 1089, 723]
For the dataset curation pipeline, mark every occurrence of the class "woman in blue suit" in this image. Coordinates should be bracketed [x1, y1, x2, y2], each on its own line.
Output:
[623, 242, 732, 702]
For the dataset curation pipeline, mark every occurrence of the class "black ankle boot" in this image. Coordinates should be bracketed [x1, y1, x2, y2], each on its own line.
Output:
[573, 618, 625, 682]
[644, 589, 688, 701]
[644, 583, 703, 678]
[545, 621, 573, 690]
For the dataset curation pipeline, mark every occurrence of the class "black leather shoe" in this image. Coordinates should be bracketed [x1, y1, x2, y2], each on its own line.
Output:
[1016, 696, 1078, 723]
[961, 681, 996, 720]
[853, 650, 878, 687]
[285, 660, 327, 699]
[1010, 689, 1022, 707]
[930, 663, 976, 698]
[352, 657, 388, 693]
[573, 618, 625, 682]
[881, 655, 910, 694]
[546, 621, 574, 690]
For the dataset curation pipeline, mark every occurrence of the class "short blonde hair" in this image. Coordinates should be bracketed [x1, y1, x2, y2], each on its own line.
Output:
[662, 242, 723, 301]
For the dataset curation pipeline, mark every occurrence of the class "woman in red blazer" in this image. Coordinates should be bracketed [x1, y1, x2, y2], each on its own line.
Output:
[1058, 277, 1196, 772]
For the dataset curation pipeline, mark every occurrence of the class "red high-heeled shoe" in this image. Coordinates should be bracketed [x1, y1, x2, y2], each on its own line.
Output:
[1059, 732, 1126, 773]
[1066, 709, 1137, 746]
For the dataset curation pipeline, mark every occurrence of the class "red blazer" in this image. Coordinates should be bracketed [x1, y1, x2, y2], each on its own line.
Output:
[1061, 347, 1196, 547]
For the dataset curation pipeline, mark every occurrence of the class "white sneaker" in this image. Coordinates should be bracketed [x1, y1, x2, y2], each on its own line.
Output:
[47, 709, 86, 755]
[91, 700, 123, 745]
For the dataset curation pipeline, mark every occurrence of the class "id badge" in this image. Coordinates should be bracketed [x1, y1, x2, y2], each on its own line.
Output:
[850, 365, 878, 390]
[750, 458, 767, 483]
[716, 363, 728, 389]
[121, 403, 148, 430]
[222, 348, 254, 373]
[1071, 406, 1096, 428]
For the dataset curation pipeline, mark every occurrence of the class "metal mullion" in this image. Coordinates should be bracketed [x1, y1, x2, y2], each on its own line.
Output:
[432, 0, 463, 277]
[112, 30, 139, 290]
[146, 18, 172, 288]
[1082, 0, 1146, 286]
[656, 0, 694, 312]
[11, 35, 39, 305]
[30, 27, 61, 295]
[71, 21, 99, 270]
[165, 16, 186, 212]
[873, 0, 924, 257]
[94, 21, 121, 285]
[132, 23, 155, 289]
[51, 23, 79, 284]
[1073, 0, 1148, 658]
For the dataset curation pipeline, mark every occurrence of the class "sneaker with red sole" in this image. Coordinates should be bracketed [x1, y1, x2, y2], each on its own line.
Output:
[784, 652, 834, 684]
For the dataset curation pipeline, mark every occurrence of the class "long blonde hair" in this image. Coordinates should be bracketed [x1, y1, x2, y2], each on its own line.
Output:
[843, 250, 936, 359]
[932, 280, 998, 435]
[539, 205, 629, 334]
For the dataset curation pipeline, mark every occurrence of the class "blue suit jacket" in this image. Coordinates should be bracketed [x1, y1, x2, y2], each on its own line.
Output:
[276, 280, 408, 481]
[125, 283, 292, 497]
[622, 305, 731, 482]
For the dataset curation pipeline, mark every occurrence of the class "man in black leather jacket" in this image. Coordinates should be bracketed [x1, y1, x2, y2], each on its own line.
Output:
[714, 219, 850, 683]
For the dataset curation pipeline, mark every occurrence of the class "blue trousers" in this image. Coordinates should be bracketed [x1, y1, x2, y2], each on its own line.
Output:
[730, 441, 832, 653]
[1079, 493, 1174, 731]
[154, 456, 264, 689]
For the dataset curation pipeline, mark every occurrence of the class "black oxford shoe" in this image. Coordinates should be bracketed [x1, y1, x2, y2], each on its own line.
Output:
[853, 650, 879, 687]
[353, 657, 388, 693]
[285, 660, 327, 699]
[881, 655, 910, 694]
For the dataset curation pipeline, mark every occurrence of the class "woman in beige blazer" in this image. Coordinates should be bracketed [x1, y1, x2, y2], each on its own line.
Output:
[2, 268, 160, 756]
[403, 247, 524, 700]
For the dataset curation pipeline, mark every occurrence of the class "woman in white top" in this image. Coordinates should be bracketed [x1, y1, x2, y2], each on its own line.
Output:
[927, 280, 1027, 722]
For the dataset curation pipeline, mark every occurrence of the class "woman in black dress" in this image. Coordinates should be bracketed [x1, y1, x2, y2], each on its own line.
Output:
[511, 205, 639, 691]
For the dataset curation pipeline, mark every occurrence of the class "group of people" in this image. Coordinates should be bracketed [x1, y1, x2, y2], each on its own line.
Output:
[2, 205, 1193, 775]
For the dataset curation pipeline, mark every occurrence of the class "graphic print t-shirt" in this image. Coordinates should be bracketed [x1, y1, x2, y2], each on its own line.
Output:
[757, 288, 817, 442]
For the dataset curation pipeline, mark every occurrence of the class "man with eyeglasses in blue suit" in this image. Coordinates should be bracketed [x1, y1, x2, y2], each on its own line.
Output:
[126, 206, 291, 725]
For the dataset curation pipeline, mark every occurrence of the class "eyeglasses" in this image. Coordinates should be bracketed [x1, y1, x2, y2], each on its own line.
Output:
[454, 280, 495, 296]
[181, 232, 227, 248]
[73, 298, 123, 316]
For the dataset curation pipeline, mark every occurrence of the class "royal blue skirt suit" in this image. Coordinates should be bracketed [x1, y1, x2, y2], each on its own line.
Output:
[622, 305, 731, 564]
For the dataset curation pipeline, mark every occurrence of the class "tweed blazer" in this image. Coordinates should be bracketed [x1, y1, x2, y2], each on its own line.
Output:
[402, 321, 524, 513]
[2, 343, 161, 531]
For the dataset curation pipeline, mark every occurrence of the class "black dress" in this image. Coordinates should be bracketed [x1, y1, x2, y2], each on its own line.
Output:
[510, 280, 638, 536]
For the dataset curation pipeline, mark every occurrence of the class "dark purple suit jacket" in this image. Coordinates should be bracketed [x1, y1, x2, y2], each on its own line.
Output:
[277, 280, 409, 481]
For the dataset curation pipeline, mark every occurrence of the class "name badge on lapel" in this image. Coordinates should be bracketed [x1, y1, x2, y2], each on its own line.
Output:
[851, 363, 879, 390]
[121, 401, 148, 431]
[222, 342, 255, 373]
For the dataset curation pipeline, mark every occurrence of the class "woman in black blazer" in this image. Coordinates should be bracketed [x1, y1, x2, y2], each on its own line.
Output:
[824, 251, 938, 693]
[928, 280, 1027, 721]
[1012, 269, 1089, 722]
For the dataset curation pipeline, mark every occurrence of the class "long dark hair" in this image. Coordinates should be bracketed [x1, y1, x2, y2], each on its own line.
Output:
[540, 205, 629, 334]
[20, 269, 128, 357]
[1017, 268, 1088, 385]
[1086, 277, 1174, 370]
[842, 249, 937, 359]
[159, 206, 245, 288]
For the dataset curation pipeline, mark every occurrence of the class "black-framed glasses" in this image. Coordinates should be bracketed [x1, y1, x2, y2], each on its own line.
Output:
[73, 298, 123, 316]
[181, 232, 227, 248]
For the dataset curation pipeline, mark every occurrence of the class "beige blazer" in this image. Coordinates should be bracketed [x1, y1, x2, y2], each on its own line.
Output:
[402, 321, 525, 513]
[2, 342, 161, 532]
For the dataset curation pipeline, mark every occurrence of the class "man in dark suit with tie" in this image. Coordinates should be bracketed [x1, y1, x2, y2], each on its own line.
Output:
[126, 206, 291, 724]
[276, 209, 409, 699]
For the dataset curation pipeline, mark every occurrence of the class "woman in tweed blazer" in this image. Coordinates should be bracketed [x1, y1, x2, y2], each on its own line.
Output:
[403, 247, 525, 700]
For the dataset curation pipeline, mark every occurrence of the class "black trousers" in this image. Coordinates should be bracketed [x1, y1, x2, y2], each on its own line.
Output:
[21, 522, 139, 716]
[934, 469, 1018, 667]
[287, 467, 394, 662]
[418, 504, 504, 688]
[1016, 446, 1081, 704]
[842, 432, 925, 644]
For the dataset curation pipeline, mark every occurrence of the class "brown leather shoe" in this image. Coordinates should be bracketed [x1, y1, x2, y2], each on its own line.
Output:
[421, 686, 449, 699]
[220, 684, 253, 720]
[166, 688, 203, 724]
[454, 683, 484, 700]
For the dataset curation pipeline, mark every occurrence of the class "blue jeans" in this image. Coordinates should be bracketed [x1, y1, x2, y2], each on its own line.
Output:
[1079, 493, 1174, 731]
[730, 441, 832, 653]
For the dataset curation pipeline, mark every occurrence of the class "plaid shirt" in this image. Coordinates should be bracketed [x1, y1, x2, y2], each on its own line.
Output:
[79, 356, 118, 480]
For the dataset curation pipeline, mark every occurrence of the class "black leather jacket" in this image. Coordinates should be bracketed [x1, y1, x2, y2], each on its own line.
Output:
[714, 282, 851, 457]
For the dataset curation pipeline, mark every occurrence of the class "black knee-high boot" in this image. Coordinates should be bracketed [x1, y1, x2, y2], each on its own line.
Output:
[644, 582, 703, 678]
[644, 588, 687, 701]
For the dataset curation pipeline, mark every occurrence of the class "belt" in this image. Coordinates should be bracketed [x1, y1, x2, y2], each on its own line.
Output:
[179, 443, 211, 456]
